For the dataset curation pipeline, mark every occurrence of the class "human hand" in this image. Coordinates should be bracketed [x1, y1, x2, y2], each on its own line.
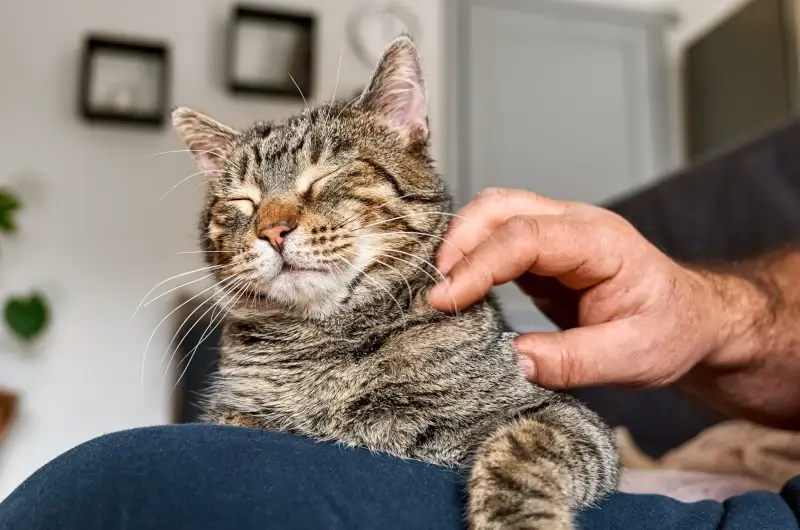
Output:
[427, 188, 727, 389]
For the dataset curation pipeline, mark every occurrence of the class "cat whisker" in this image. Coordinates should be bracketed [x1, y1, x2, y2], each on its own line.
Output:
[337, 254, 407, 325]
[366, 246, 462, 317]
[174, 250, 230, 255]
[357, 230, 467, 262]
[141, 273, 239, 385]
[349, 211, 465, 233]
[288, 74, 309, 112]
[170, 278, 250, 394]
[142, 272, 223, 311]
[171, 286, 246, 394]
[334, 192, 420, 230]
[245, 280, 256, 311]
[160, 275, 248, 389]
[370, 258, 414, 312]
[325, 44, 345, 130]
[141, 148, 203, 159]
[366, 246, 442, 285]
[334, 84, 416, 122]
[161, 169, 226, 201]
[132, 263, 229, 320]
[350, 213, 502, 263]
[142, 149, 244, 174]
[356, 231, 482, 292]
[341, 248, 414, 312]
[334, 92, 362, 122]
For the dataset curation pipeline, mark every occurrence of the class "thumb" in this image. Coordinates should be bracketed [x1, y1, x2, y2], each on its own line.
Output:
[514, 321, 642, 389]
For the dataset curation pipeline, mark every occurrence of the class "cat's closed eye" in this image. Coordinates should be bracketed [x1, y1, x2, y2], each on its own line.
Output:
[307, 163, 355, 194]
[228, 198, 256, 217]
[310, 172, 337, 191]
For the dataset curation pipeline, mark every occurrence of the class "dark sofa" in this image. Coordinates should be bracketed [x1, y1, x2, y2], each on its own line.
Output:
[175, 115, 800, 458]
[574, 116, 800, 456]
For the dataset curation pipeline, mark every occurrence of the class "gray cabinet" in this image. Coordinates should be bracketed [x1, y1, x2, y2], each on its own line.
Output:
[447, 0, 675, 332]
[684, 0, 800, 161]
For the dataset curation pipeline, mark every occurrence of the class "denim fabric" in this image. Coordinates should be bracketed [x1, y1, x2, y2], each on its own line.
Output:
[0, 424, 798, 529]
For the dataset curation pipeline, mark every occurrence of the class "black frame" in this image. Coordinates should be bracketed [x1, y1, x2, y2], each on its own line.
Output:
[225, 5, 316, 99]
[78, 34, 170, 127]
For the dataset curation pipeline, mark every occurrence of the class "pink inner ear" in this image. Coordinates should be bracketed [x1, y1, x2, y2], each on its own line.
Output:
[360, 36, 429, 141]
[396, 84, 426, 128]
[194, 151, 221, 175]
[378, 76, 427, 138]
[186, 134, 227, 174]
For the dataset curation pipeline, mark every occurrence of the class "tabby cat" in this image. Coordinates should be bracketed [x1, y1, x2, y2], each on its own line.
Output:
[172, 35, 618, 529]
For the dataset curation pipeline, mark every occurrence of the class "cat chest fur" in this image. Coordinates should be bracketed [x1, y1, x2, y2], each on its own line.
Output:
[206, 315, 539, 466]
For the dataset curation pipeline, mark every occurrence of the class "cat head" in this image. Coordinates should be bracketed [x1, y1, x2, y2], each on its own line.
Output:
[172, 35, 449, 319]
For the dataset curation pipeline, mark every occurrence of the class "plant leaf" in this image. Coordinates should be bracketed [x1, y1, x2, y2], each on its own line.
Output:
[0, 190, 21, 234]
[4, 293, 49, 341]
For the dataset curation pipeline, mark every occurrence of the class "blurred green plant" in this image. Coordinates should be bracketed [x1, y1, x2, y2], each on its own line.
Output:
[0, 188, 49, 342]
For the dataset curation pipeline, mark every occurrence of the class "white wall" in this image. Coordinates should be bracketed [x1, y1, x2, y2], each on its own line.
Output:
[0, 0, 444, 499]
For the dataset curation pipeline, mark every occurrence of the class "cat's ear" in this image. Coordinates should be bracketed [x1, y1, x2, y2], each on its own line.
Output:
[359, 34, 428, 144]
[171, 107, 239, 174]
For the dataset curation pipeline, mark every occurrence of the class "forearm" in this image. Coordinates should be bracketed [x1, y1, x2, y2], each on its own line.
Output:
[679, 249, 800, 428]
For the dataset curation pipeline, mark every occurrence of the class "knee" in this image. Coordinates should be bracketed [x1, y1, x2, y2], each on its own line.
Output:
[63, 425, 171, 466]
[12, 426, 175, 496]
[0, 426, 180, 530]
[4, 423, 254, 502]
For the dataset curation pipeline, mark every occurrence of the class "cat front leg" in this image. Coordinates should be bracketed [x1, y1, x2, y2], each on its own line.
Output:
[222, 412, 266, 429]
[468, 402, 618, 529]
[203, 405, 267, 429]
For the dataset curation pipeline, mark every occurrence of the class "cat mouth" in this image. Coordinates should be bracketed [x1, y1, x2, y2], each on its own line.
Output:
[279, 263, 328, 275]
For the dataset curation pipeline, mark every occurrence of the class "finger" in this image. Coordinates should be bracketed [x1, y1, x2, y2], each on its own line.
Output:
[437, 188, 568, 275]
[514, 320, 647, 388]
[429, 214, 620, 311]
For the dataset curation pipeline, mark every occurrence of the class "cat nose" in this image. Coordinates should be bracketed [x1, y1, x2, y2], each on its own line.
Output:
[259, 220, 297, 252]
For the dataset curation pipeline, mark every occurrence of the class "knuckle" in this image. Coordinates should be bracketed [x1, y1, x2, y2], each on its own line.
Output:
[592, 223, 621, 254]
[507, 215, 541, 241]
[473, 260, 496, 288]
[477, 186, 507, 200]
[599, 209, 636, 234]
[455, 255, 493, 290]
[476, 187, 510, 207]
[574, 203, 632, 231]
[554, 334, 578, 388]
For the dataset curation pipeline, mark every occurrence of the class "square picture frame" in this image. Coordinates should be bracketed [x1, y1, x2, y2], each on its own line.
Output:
[226, 5, 316, 99]
[78, 34, 170, 127]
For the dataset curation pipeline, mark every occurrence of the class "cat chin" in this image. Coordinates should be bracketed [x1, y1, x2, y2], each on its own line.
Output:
[260, 271, 345, 316]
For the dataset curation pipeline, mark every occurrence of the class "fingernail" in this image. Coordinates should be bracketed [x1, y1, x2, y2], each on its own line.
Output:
[517, 353, 536, 380]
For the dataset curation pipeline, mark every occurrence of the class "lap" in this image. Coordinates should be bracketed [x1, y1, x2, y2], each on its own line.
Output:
[0, 424, 798, 530]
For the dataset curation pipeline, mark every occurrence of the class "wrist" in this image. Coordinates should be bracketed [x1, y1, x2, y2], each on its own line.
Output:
[689, 267, 771, 371]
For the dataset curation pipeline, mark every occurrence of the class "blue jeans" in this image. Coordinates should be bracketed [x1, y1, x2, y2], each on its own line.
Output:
[1, 424, 799, 529]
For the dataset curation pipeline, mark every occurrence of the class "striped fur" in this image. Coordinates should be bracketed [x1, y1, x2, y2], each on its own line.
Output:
[173, 35, 618, 529]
